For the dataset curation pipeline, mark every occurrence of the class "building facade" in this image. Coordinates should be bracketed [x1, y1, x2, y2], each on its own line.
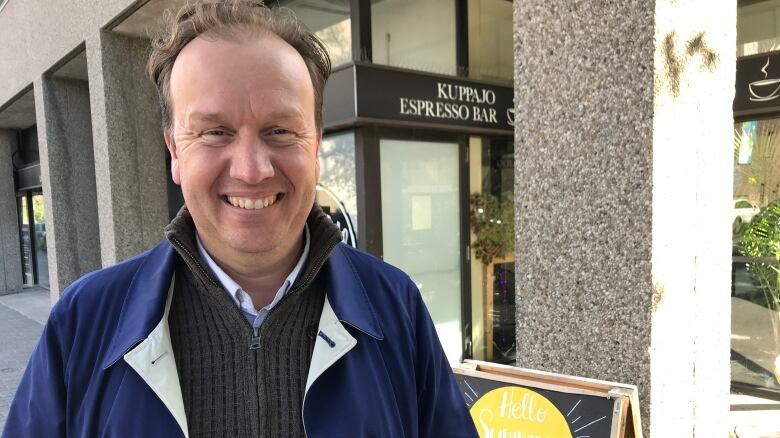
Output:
[0, 0, 776, 435]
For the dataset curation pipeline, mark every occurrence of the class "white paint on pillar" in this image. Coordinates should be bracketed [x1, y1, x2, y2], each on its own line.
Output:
[651, 1, 736, 436]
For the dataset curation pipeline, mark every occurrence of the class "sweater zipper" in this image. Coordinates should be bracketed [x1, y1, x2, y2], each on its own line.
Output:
[247, 238, 338, 353]
[170, 234, 338, 351]
[250, 326, 262, 349]
[169, 236, 221, 290]
[171, 229, 338, 438]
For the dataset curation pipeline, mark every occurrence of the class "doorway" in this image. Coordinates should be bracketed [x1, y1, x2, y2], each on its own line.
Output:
[376, 135, 469, 364]
[16, 191, 49, 289]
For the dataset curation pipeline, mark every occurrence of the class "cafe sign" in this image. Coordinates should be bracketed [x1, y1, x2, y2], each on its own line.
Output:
[735, 51, 780, 114]
[355, 65, 514, 131]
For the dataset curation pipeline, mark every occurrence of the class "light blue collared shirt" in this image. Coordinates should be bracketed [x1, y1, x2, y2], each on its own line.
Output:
[195, 226, 310, 328]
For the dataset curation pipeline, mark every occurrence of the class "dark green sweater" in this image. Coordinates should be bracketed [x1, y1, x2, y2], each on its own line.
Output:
[164, 205, 341, 437]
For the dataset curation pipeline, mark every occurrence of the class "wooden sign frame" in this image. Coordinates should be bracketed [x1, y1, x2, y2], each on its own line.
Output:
[454, 360, 642, 438]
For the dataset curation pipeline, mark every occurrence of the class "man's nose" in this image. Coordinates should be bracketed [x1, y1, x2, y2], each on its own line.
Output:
[229, 137, 274, 184]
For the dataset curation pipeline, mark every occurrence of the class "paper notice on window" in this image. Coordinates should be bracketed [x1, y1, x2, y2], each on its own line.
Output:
[411, 195, 432, 230]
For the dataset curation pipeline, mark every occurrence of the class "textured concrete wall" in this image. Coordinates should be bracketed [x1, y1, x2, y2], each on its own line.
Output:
[87, 31, 169, 266]
[514, 1, 734, 436]
[0, 130, 23, 295]
[33, 77, 101, 300]
[0, 0, 138, 108]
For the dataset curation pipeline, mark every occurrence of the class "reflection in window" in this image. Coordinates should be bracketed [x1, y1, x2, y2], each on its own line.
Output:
[469, 136, 515, 365]
[317, 131, 358, 247]
[18, 195, 33, 286]
[380, 139, 463, 364]
[468, 0, 513, 84]
[274, 0, 352, 66]
[371, 0, 456, 76]
[32, 194, 49, 288]
[732, 118, 780, 393]
[738, 0, 780, 56]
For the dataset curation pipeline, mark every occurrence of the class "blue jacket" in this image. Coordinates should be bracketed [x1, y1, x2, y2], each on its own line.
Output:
[3, 241, 477, 437]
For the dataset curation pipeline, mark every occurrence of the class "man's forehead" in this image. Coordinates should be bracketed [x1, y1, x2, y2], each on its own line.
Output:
[173, 30, 298, 72]
[168, 31, 313, 110]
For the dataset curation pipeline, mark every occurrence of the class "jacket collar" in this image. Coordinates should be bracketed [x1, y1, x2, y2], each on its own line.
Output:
[101, 242, 177, 369]
[102, 238, 384, 369]
[323, 244, 384, 340]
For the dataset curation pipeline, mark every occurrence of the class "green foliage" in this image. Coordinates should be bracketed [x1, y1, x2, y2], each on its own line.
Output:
[469, 193, 514, 265]
[738, 200, 780, 311]
[32, 196, 45, 223]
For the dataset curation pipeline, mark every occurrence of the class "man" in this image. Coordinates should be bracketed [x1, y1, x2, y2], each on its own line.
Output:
[2, 1, 478, 437]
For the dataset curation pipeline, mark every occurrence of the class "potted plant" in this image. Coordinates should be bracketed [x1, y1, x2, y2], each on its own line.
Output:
[738, 200, 780, 385]
[469, 193, 514, 361]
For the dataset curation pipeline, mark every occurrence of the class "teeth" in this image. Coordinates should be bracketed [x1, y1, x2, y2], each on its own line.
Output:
[227, 195, 277, 210]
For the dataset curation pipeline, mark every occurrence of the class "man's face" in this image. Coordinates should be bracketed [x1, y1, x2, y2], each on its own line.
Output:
[165, 33, 320, 260]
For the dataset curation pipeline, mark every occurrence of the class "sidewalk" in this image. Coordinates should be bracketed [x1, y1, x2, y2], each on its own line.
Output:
[0, 288, 49, 432]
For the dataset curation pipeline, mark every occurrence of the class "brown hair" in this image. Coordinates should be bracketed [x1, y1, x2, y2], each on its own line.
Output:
[147, 0, 331, 133]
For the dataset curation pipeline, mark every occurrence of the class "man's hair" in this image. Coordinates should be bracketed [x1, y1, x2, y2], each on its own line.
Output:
[147, 0, 331, 134]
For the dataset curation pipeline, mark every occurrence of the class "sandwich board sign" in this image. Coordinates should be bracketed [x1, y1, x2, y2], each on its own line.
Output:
[453, 360, 642, 438]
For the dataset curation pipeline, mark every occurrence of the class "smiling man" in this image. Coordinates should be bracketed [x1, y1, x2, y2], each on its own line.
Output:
[2, 1, 477, 437]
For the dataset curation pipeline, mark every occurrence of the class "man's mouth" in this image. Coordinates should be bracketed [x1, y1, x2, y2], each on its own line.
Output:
[225, 194, 281, 210]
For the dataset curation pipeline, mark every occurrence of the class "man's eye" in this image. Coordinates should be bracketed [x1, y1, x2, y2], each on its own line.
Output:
[205, 130, 227, 137]
[270, 128, 291, 136]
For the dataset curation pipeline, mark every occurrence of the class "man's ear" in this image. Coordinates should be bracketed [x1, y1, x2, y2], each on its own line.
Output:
[164, 130, 181, 185]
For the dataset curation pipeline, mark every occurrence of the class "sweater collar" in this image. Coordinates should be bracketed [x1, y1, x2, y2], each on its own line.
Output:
[102, 204, 382, 368]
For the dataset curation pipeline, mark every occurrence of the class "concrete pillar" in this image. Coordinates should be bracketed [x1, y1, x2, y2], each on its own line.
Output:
[86, 30, 168, 266]
[0, 130, 23, 295]
[33, 77, 101, 300]
[514, 2, 734, 436]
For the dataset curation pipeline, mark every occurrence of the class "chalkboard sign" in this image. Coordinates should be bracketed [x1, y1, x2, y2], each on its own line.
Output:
[454, 361, 642, 438]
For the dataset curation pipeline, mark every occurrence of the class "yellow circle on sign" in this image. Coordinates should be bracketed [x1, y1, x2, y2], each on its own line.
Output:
[470, 386, 572, 438]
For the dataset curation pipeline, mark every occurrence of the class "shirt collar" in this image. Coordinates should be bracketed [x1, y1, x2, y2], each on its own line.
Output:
[195, 225, 310, 314]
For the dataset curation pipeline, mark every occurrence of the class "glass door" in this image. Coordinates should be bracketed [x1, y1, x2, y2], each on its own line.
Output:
[16, 191, 50, 288]
[17, 194, 34, 287]
[732, 117, 780, 397]
[379, 139, 464, 364]
[468, 136, 516, 365]
[31, 192, 49, 288]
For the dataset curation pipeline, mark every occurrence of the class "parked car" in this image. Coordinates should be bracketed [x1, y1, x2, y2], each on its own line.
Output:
[734, 198, 760, 224]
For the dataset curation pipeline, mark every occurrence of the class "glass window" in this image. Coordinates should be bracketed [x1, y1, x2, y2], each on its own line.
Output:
[738, 0, 780, 56]
[380, 139, 463, 364]
[18, 195, 33, 287]
[468, 0, 513, 84]
[274, 0, 352, 67]
[317, 131, 358, 247]
[468, 136, 515, 364]
[32, 193, 49, 288]
[371, 0, 457, 76]
[732, 117, 780, 393]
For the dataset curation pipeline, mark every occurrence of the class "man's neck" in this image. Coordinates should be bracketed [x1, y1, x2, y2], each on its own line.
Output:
[200, 233, 305, 309]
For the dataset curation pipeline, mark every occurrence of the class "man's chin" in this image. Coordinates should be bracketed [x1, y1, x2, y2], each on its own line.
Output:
[226, 238, 281, 256]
